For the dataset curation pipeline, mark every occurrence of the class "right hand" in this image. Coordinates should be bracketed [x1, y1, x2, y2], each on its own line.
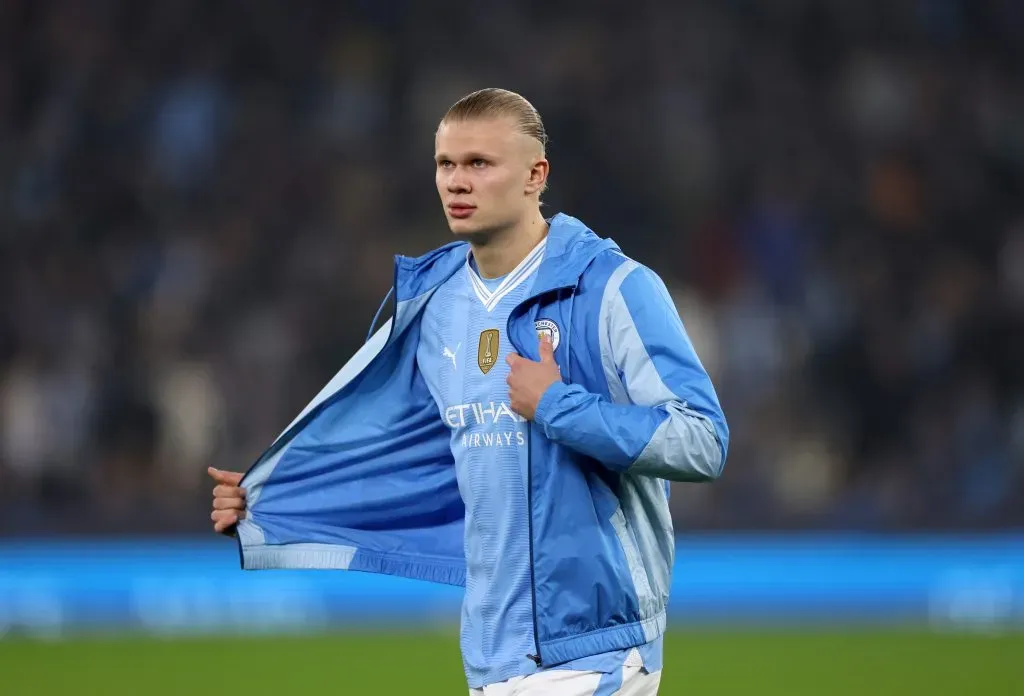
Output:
[208, 467, 247, 535]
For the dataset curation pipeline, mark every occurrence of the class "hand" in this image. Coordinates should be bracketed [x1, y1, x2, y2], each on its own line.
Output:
[506, 335, 561, 421]
[208, 467, 247, 535]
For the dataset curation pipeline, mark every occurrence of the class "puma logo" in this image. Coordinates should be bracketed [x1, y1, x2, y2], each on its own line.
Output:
[443, 343, 460, 370]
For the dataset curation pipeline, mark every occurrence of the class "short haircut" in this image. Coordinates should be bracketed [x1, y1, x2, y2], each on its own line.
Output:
[441, 88, 548, 153]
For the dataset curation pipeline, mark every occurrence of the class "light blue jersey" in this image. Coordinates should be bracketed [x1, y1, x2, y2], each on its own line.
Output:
[416, 237, 662, 688]
[417, 239, 543, 687]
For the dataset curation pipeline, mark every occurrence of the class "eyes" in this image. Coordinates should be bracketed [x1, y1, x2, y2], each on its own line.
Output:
[438, 158, 490, 169]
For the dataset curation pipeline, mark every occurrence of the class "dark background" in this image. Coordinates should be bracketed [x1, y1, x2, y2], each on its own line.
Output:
[2, 0, 1022, 537]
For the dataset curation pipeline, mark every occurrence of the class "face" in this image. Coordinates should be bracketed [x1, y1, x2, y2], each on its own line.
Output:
[434, 116, 547, 239]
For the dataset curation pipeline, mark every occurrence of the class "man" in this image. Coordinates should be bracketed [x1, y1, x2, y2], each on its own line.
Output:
[209, 88, 729, 695]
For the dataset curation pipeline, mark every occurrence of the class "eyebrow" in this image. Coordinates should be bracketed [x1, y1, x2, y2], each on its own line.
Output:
[434, 151, 496, 162]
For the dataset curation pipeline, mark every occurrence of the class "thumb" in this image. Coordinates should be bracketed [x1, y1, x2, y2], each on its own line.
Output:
[539, 335, 555, 363]
[208, 467, 243, 485]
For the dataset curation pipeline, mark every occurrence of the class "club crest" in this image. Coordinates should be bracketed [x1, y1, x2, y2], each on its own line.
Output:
[478, 329, 500, 374]
[535, 319, 561, 351]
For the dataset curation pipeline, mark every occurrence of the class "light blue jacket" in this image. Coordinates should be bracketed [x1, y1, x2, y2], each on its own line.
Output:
[235, 213, 729, 666]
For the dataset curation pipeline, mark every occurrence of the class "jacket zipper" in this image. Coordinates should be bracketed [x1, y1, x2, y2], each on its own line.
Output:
[511, 285, 580, 668]
[525, 420, 542, 667]
[507, 307, 543, 667]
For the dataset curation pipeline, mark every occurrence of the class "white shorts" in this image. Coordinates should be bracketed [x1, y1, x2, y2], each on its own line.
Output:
[469, 662, 661, 695]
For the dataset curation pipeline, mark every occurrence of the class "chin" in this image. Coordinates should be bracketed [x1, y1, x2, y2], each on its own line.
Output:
[447, 217, 486, 238]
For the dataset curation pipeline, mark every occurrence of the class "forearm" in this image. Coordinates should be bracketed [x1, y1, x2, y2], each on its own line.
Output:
[533, 382, 724, 482]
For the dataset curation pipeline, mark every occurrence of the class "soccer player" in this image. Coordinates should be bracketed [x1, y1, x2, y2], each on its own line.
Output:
[209, 88, 728, 695]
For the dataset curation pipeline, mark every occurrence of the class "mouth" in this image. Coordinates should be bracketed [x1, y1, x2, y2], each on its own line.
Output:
[448, 204, 476, 219]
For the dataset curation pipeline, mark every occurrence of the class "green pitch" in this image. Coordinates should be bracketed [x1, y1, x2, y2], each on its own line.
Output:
[1, 629, 1020, 695]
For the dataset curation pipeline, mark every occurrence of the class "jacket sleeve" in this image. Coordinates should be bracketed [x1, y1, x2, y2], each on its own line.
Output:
[533, 260, 728, 482]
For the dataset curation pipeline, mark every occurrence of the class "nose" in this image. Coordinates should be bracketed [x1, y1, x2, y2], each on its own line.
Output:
[446, 167, 471, 194]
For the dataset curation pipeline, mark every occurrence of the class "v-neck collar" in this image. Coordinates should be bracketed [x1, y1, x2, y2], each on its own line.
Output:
[465, 236, 547, 312]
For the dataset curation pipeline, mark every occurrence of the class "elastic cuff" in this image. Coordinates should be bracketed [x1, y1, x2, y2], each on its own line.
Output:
[533, 380, 573, 428]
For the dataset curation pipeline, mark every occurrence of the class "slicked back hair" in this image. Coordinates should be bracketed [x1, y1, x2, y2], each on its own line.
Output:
[441, 88, 548, 154]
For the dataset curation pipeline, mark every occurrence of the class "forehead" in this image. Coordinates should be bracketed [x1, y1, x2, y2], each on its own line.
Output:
[434, 116, 524, 154]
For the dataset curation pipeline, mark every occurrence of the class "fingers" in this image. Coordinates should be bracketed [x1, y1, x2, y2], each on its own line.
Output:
[213, 483, 246, 500]
[213, 495, 245, 511]
[207, 467, 244, 486]
[211, 509, 246, 524]
[211, 476, 245, 539]
[211, 510, 237, 526]
[209, 468, 246, 536]
[506, 352, 521, 367]
[212, 509, 245, 534]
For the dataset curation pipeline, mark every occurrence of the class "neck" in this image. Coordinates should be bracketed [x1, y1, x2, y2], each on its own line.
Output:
[470, 210, 549, 279]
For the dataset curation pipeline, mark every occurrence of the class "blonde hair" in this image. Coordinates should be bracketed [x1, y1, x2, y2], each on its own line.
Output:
[442, 88, 548, 151]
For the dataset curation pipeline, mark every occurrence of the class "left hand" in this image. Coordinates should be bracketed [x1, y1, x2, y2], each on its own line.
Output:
[507, 335, 562, 421]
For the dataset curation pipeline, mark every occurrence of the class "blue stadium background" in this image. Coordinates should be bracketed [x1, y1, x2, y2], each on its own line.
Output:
[2, 535, 1023, 638]
[2, 0, 1023, 647]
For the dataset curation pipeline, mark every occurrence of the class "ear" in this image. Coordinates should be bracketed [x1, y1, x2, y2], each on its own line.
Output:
[525, 157, 549, 196]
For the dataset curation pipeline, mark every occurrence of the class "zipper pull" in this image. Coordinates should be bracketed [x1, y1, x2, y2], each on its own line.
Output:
[526, 654, 542, 666]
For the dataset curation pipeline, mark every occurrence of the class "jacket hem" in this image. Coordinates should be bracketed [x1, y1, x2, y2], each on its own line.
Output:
[539, 610, 667, 665]
[242, 543, 467, 587]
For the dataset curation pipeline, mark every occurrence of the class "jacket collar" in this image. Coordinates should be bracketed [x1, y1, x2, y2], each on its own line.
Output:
[531, 213, 619, 295]
[395, 212, 617, 302]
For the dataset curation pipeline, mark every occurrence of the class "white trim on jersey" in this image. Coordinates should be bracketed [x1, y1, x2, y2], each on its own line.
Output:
[466, 236, 547, 312]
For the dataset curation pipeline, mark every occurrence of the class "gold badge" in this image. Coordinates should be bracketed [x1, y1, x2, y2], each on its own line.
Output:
[478, 329, 499, 374]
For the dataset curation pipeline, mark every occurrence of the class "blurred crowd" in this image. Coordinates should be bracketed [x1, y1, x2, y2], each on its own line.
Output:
[1, 0, 1022, 535]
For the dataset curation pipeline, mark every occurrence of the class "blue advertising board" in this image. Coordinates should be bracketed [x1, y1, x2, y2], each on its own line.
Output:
[1, 534, 1022, 637]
